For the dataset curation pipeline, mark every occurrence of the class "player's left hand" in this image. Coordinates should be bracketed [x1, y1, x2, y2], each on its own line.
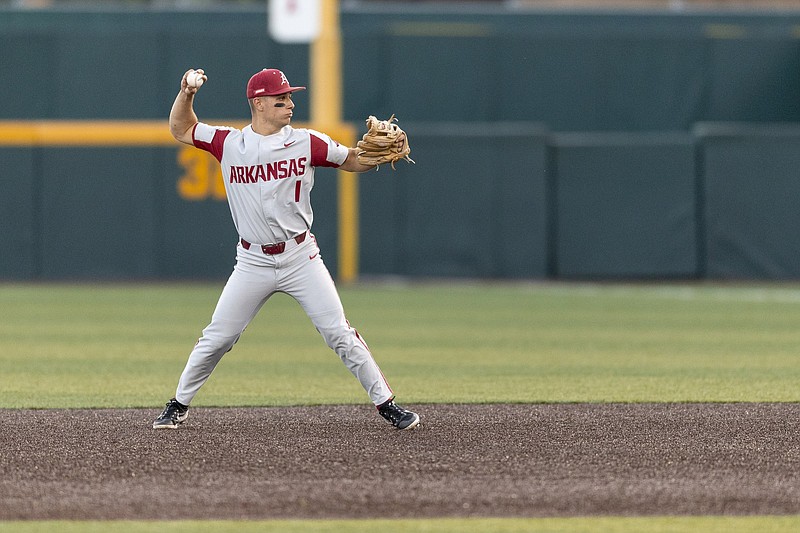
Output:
[356, 114, 414, 170]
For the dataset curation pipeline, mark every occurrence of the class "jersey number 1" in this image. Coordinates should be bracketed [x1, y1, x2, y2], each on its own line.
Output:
[294, 180, 301, 203]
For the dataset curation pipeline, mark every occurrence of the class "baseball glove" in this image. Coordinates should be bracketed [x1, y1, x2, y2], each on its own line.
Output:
[356, 114, 415, 170]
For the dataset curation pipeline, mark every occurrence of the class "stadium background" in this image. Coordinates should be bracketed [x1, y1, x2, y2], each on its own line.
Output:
[2, 0, 800, 281]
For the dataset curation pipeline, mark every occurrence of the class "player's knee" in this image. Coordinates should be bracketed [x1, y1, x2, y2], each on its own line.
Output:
[318, 325, 355, 354]
[197, 331, 241, 354]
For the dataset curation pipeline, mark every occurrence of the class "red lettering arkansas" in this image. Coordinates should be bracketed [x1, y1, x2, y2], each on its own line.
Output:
[229, 157, 307, 184]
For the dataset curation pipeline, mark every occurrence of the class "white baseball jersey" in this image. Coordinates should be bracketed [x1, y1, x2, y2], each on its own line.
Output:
[192, 122, 349, 245]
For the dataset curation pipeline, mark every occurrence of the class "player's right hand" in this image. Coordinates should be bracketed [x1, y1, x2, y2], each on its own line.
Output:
[181, 68, 206, 96]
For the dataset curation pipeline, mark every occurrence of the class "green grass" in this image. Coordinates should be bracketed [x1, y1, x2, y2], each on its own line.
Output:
[2, 516, 800, 533]
[2, 281, 800, 408]
[3, 281, 800, 532]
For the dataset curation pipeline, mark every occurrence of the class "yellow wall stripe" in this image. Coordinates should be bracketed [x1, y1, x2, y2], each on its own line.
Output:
[0, 120, 356, 147]
[0, 120, 177, 146]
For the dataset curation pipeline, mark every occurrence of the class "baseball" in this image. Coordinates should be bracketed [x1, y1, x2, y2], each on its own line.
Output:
[187, 70, 205, 88]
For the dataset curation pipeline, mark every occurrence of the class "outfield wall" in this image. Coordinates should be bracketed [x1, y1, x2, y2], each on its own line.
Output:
[2, 6, 800, 280]
[0, 137, 341, 281]
[4, 122, 800, 280]
[2, 7, 800, 129]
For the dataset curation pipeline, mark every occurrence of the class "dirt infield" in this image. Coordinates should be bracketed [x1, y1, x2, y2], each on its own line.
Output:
[1, 403, 799, 520]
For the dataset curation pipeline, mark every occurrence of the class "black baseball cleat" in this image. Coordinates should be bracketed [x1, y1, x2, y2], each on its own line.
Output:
[378, 398, 420, 430]
[152, 398, 189, 429]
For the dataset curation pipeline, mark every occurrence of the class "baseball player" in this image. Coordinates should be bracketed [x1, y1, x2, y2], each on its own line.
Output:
[153, 68, 419, 431]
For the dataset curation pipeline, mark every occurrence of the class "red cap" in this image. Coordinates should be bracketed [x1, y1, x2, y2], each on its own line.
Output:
[246, 68, 306, 98]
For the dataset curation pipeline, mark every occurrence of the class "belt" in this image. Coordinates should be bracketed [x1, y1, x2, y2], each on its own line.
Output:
[240, 232, 307, 255]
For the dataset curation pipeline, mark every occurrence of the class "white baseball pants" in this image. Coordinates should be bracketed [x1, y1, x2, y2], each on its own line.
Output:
[173, 232, 394, 407]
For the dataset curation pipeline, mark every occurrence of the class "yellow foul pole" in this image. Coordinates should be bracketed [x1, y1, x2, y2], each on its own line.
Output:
[311, 0, 358, 283]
